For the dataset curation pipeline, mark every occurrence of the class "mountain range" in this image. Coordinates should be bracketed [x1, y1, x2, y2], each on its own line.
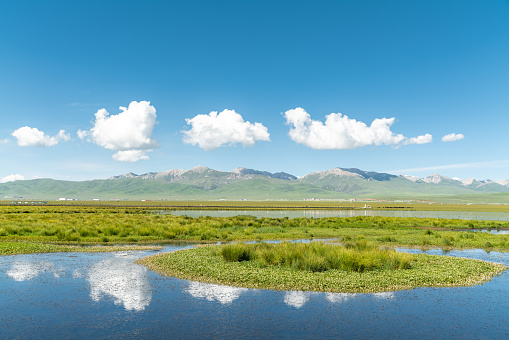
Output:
[1, 165, 509, 202]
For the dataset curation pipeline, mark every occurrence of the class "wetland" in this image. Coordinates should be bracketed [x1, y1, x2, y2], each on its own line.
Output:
[2, 204, 509, 338]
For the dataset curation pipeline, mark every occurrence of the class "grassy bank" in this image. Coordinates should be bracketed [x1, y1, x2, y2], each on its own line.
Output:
[1, 206, 509, 251]
[136, 244, 506, 293]
[0, 242, 163, 255]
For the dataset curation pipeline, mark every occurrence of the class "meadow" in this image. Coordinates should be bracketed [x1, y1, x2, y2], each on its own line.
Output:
[1, 205, 509, 254]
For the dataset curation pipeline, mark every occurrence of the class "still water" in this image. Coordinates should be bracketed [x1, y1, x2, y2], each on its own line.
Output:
[1, 245, 508, 338]
[167, 209, 509, 221]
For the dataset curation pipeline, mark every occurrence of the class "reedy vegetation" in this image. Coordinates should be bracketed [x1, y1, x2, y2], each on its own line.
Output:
[136, 245, 506, 293]
[219, 241, 414, 272]
[0, 206, 508, 251]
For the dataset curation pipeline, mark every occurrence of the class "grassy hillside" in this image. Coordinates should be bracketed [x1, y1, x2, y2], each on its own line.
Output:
[2, 171, 509, 203]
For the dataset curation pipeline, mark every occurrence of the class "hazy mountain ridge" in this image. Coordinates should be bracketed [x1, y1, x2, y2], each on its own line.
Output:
[2, 166, 509, 200]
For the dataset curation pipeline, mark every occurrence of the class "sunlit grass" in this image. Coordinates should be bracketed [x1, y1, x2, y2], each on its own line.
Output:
[0, 242, 162, 255]
[219, 241, 414, 272]
[1, 205, 509, 252]
[136, 245, 506, 293]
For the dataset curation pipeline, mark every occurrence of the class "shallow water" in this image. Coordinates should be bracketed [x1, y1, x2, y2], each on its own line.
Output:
[1, 245, 508, 338]
[167, 209, 509, 221]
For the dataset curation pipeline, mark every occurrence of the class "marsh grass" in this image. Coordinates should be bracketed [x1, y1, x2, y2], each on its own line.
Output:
[137, 246, 507, 293]
[219, 241, 413, 272]
[0, 241, 163, 255]
[1, 206, 509, 252]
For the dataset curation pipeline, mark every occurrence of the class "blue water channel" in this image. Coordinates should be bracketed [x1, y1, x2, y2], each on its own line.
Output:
[1, 244, 508, 338]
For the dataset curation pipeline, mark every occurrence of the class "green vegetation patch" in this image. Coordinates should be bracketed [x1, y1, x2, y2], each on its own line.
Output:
[1, 206, 509, 252]
[0, 242, 163, 255]
[137, 244, 506, 293]
[220, 241, 413, 272]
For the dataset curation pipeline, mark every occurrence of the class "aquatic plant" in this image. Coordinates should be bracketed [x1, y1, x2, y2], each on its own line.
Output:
[137, 246, 507, 293]
[219, 241, 413, 273]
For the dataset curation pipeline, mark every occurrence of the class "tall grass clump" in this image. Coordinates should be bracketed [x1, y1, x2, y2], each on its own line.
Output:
[219, 241, 414, 273]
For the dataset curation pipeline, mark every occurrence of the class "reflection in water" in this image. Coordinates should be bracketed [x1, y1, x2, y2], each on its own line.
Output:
[284, 291, 311, 308]
[372, 292, 396, 299]
[186, 281, 247, 304]
[88, 256, 152, 311]
[325, 292, 357, 303]
[7, 261, 62, 281]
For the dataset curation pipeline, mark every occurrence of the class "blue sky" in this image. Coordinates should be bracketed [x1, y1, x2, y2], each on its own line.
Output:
[1, 0, 508, 182]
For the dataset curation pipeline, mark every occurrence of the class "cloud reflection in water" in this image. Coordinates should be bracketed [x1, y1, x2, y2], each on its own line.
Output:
[7, 261, 62, 281]
[88, 256, 152, 311]
[325, 292, 357, 303]
[284, 291, 311, 308]
[186, 281, 247, 304]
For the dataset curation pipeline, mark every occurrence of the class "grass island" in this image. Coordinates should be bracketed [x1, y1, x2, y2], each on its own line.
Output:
[136, 241, 506, 293]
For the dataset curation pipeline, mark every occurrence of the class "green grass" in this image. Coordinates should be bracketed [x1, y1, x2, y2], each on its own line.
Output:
[136, 245, 506, 293]
[219, 241, 414, 272]
[0, 241, 163, 255]
[3, 200, 509, 212]
[1, 206, 509, 252]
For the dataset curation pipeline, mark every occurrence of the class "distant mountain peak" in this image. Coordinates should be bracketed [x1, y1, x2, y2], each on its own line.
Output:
[108, 172, 138, 180]
[338, 168, 397, 181]
[461, 178, 480, 186]
[422, 173, 452, 184]
[401, 174, 421, 183]
[189, 165, 209, 173]
[231, 167, 297, 180]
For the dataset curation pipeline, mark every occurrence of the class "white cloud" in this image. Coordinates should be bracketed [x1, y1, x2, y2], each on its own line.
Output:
[80, 101, 158, 161]
[0, 139, 8, 144]
[12, 127, 70, 147]
[77, 129, 88, 140]
[284, 107, 432, 149]
[0, 174, 25, 183]
[442, 133, 464, 142]
[404, 133, 433, 145]
[112, 150, 150, 162]
[182, 109, 270, 151]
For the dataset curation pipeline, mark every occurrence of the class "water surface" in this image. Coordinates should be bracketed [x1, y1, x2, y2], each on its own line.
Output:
[1, 245, 508, 338]
[167, 209, 509, 221]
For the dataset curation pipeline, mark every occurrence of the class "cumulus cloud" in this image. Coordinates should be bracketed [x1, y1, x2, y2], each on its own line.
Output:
[112, 150, 150, 162]
[442, 133, 464, 142]
[12, 127, 70, 147]
[284, 107, 432, 149]
[404, 133, 433, 145]
[0, 174, 25, 183]
[80, 101, 157, 161]
[182, 109, 270, 151]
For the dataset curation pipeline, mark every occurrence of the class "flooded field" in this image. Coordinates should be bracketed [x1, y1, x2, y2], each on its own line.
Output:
[1, 245, 508, 338]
